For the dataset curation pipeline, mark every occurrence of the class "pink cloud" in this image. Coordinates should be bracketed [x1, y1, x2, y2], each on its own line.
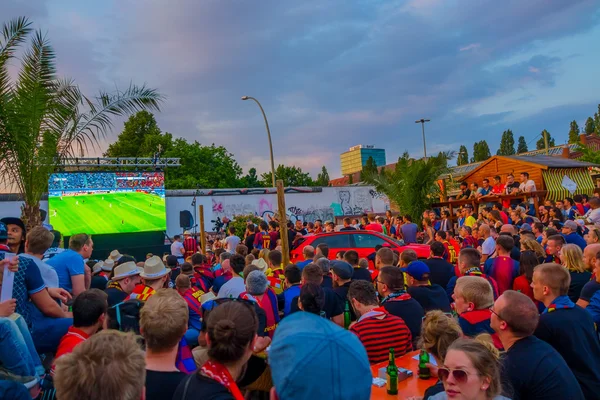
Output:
[459, 43, 481, 52]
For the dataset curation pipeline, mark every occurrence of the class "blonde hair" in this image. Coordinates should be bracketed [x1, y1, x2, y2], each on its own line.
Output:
[54, 330, 145, 400]
[520, 238, 546, 260]
[259, 248, 270, 265]
[535, 263, 571, 296]
[140, 289, 188, 351]
[446, 336, 502, 398]
[26, 226, 54, 254]
[561, 244, 587, 273]
[455, 276, 493, 309]
[418, 310, 462, 361]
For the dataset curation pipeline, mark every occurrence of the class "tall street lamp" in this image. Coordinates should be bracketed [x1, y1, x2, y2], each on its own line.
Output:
[415, 118, 431, 158]
[242, 96, 276, 187]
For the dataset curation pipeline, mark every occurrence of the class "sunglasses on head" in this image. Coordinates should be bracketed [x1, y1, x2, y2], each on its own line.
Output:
[438, 367, 471, 383]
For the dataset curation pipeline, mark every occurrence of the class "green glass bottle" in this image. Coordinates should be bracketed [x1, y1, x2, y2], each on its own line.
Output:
[386, 348, 398, 395]
[418, 349, 431, 379]
[343, 301, 351, 329]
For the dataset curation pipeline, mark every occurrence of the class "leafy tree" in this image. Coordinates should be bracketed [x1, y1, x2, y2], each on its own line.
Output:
[536, 130, 555, 150]
[105, 111, 172, 157]
[163, 139, 242, 189]
[574, 143, 600, 164]
[517, 136, 528, 153]
[594, 104, 600, 135]
[239, 168, 263, 188]
[585, 117, 595, 134]
[568, 120, 580, 144]
[362, 151, 452, 223]
[260, 164, 314, 187]
[315, 165, 330, 187]
[472, 141, 491, 162]
[348, 174, 354, 184]
[229, 214, 263, 241]
[0, 17, 162, 228]
[457, 145, 469, 166]
[497, 130, 515, 155]
[360, 156, 379, 182]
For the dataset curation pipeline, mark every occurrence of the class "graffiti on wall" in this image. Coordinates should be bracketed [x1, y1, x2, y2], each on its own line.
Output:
[331, 188, 374, 216]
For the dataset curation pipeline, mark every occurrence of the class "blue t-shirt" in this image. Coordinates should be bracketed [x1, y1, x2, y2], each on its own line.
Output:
[0, 251, 46, 327]
[295, 259, 312, 271]
[564, 232, 587, 251]
[46, 249, 84, 293]
[400, 223, 418, 244]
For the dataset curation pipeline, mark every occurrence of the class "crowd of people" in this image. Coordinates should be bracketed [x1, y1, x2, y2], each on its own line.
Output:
[48, 172, 164, 193]
[1, 188, 600, 400]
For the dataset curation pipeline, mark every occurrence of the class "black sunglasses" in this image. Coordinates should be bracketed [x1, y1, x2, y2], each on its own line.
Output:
[438, 367, 471, 383]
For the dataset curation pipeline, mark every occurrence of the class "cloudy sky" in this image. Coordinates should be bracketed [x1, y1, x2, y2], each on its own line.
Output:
[4, 0, 600, 178]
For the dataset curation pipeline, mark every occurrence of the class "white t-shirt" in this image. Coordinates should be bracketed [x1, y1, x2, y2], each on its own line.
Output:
[519, 180, 537, 203]
[217, 276, 246, 299]
[224, 235, 241, 253]
[585, 208, 600, 226]
[171, 241, 185, 259]
[21, 253, 59, 288]
[481, 236, 496, 256]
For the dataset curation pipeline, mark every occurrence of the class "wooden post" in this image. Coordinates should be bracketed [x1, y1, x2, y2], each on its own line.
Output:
[277, 180, 290, 266]
[199, 205, 206, 254]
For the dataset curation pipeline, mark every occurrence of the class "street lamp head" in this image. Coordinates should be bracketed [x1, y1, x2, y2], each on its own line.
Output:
[415, 118, 431, 123]
[241, 96, 249, 100]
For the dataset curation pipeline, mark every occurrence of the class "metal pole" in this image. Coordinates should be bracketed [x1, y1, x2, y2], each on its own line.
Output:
[199, 205, 206, 254]
[421, 121, 427, 158]
[245, 97, 276, 187]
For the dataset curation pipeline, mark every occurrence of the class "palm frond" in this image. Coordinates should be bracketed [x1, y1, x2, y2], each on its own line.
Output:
[0, 17, 33, 95]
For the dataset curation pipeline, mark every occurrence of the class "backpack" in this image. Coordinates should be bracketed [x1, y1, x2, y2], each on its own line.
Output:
[107, 299, 145, 335]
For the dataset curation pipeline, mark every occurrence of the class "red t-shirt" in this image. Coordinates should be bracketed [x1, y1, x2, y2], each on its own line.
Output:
[268, 231, 279, 250]
[51, 327, 90, 375]
[365, 223, 383, 233]
[183, 237, 198, 258]
[491, 184, 505, 194]
[513, 275, 535, 302]
[499, 211, 509, 225]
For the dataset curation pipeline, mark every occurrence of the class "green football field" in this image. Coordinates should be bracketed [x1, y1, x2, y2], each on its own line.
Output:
[49, 192, 166, 236]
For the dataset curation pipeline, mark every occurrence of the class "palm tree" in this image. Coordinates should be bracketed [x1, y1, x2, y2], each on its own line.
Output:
[0, 17, 163, 228]
[362, 151, 452, 223]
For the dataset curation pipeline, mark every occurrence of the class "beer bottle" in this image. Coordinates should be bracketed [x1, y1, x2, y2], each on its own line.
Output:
[386, 348, 398, 395]
[343, 301, 351, 329]
[418, 349, 431, 379]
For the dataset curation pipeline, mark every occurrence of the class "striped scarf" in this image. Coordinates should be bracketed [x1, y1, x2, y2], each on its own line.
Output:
[126, 285, 155, 301]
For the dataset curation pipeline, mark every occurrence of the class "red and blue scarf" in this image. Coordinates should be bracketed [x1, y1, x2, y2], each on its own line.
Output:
[543, 295, 574, 314]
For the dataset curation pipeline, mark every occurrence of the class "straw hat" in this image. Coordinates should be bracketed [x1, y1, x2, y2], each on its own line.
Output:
[251, 258, 268, 273]
[112, 261, 143, 281]
[140, 256, 169, 279]
[102, 259, 115, 272]
[109, 250, 122, 261]
[184, 230, 192, 236]
[92, 261, 104, 274]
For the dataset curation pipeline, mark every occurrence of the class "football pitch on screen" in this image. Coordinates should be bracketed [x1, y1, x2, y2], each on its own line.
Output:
[49, 192, 166, 236]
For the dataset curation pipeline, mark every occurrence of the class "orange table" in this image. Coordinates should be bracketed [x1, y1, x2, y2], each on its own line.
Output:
[370, 350, 437, 399]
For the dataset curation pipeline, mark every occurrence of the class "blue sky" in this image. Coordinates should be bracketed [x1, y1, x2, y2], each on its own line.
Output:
[4, 0, 600, 178]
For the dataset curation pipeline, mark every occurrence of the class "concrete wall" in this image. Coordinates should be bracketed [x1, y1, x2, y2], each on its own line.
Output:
[1, 186, 389, 237]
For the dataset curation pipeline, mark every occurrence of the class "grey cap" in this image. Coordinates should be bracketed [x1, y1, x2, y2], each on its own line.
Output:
[331, 261, 354, 280]
[246, 270, 269, 295]
[519, 223, 532, 232]
[563, 220, 578, 231]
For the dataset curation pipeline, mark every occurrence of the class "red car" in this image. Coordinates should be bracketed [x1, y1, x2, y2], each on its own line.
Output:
[290, 230, 430, 265]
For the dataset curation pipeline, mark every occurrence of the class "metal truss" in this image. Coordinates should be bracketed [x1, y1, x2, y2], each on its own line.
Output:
[55, 157, 181, 168]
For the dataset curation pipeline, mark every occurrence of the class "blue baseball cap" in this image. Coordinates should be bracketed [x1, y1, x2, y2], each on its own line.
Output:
[401, 260, 430, 281]
[0, 222, 7, 240]
[270, 312, 372, 400]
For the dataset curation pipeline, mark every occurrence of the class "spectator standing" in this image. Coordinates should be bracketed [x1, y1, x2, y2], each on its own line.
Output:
[490, 290, 584, 400]
[170, 235, 185, 264]
[269, 311, 371, 400]
[446, 248, 499, 301]
[404, 261, 451, 312]
[0, 217, 26, 254]
[583, 196, 600, 225]
[578, 244, 600, 308]
[531, 263, 600, 399]
[141, 289, 188, 400]
[478, 224, 495, 263]
[290, 264, 344, 325]
[483, 235, 519, 295]
[348, 280, 412, 364]
[315, 257, 333, 289]
[104, 261, 143, 306]
[425, 242, 456, 288]
[244, 224, 256, 252]
[340, 217, 356, 231]
[42, 230, 65, 262]
[47, 233, 93, 296]
[278, 264, 301, 316]
[364, 213, 383, 233]
[400, 215, 418, 244]
[544, 234, 564, 264]
[453, 276, 502, 349]
[54, 331, 145, 400]
[241, 270, 280, 338]
[331, 261, 355, 320]
[223, 226, 241, 253]
[376, 266, 424, 348]
[296, 245, 314, 270]
[183, 230, 199, 259]
[463, 205, 477, 228]
[190, 253, 214, 293]
[561, 244, 592, 302]
[512, 250, 541, 307]
[518, 172, 537, 215]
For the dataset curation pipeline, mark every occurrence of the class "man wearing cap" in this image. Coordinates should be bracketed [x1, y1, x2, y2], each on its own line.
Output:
[47, 233, 93, 296]
[562, 220, 587, 251]
[331, 261, 356, 320]
[405, 261, 451, 312]
[0, 217, 27, 254]
[269, 311, 372, 399]
[105, 261, 143, 307]
[127, 256, 170, 301]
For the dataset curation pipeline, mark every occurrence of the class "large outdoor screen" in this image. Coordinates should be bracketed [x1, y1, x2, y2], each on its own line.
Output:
[48, 172, 166, 236]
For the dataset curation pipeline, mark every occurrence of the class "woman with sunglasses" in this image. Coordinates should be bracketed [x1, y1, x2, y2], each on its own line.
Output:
[174, 301, 260, 400]
[428, 337, 509, 400]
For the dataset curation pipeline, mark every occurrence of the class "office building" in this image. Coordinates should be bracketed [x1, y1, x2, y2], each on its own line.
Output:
[340, 145, 386, 176]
